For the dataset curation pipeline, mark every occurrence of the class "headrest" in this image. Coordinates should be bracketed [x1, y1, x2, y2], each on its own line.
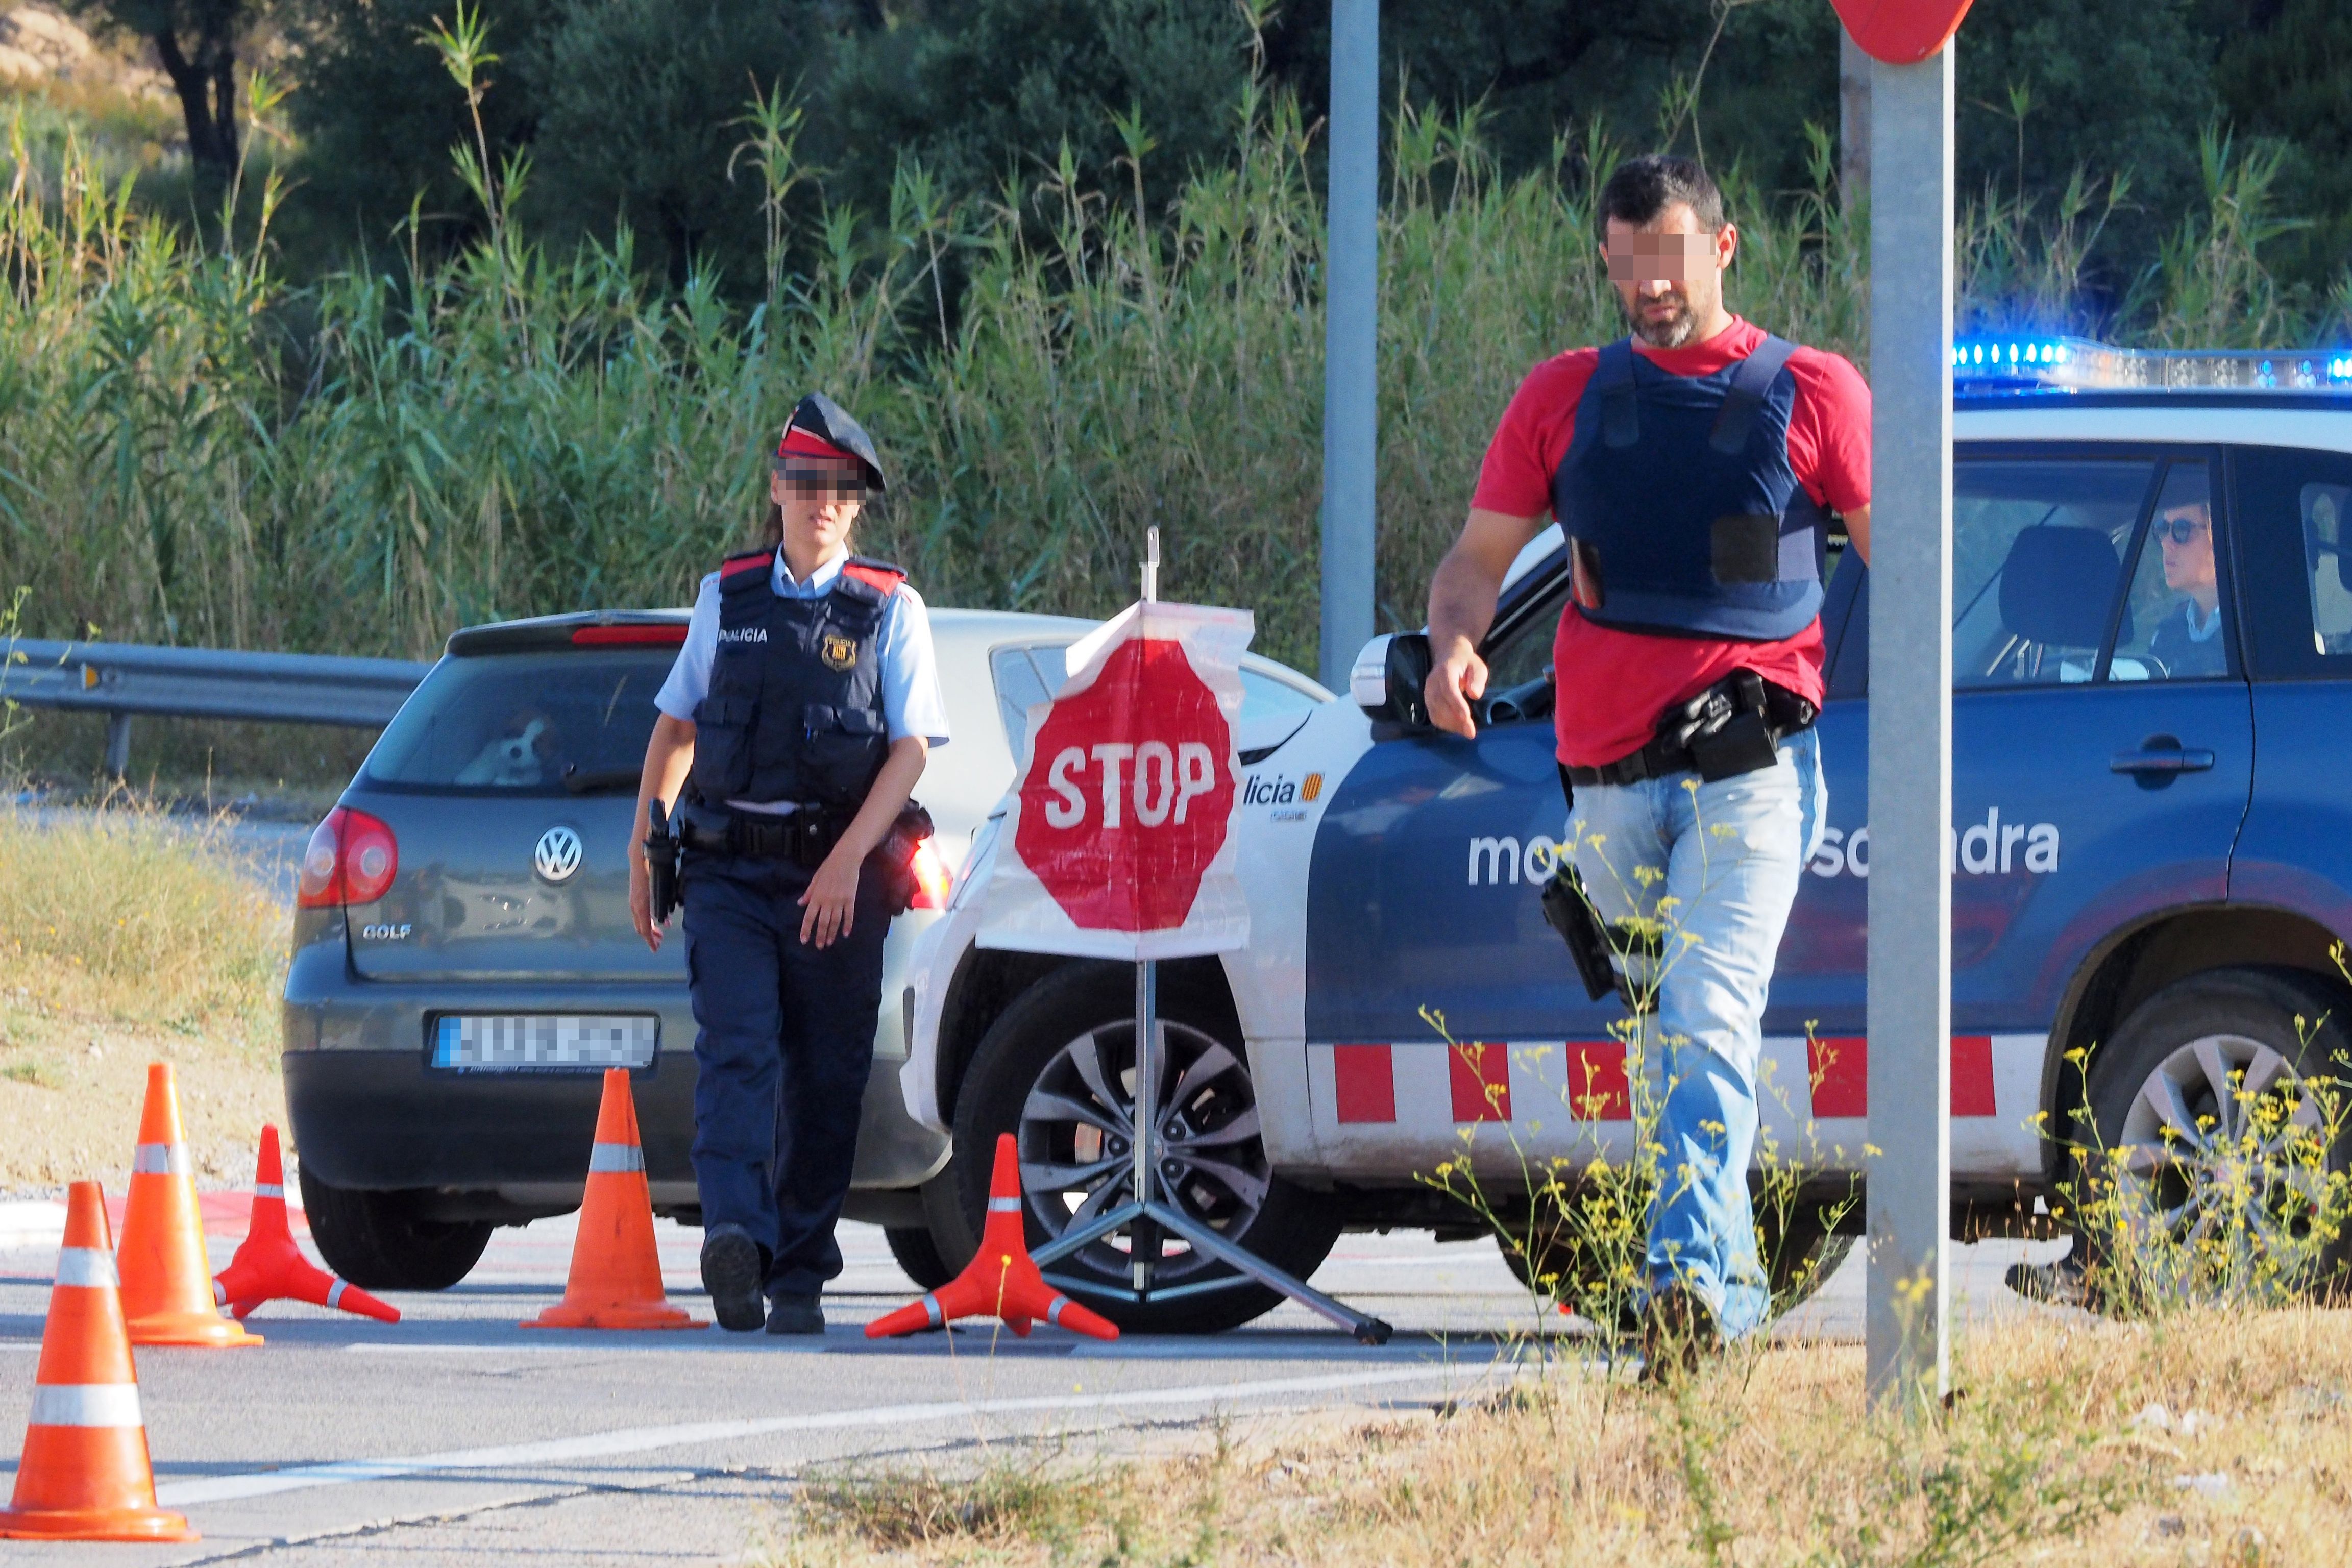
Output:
[1999, 525, 2128, 649]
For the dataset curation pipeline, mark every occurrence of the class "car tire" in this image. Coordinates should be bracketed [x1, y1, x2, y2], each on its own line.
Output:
[950, 963, 1342, 1334]
[2076, 967, 2352, 1302]
[884, 1224, 955, 1291]
[299, 1168, 495, 1291]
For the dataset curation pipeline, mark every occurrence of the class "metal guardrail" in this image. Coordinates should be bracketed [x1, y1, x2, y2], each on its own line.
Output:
[0, 637, 431, 776]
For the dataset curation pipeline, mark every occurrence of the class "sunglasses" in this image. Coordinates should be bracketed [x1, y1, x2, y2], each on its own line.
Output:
[773, 462, 865, 499]
[2154, 516, 2210, 544]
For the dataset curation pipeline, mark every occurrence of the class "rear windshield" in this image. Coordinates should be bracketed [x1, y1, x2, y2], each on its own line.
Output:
[365, 651, 673, 793]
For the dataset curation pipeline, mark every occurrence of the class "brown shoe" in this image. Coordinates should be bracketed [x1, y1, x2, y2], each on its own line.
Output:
[1638, 1284, 1720, 1385]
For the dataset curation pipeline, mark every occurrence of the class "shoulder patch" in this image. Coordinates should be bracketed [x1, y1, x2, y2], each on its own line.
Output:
[719, 547, 776, 582]
[841, 557, 907, 595]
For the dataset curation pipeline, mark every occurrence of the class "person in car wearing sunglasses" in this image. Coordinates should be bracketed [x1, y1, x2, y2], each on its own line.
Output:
[627, 393, 949, 1335]
[2145, 491, 2227, 678]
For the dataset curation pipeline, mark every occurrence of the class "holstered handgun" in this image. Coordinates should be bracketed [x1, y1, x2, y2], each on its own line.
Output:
[877, 800, 937, 917]
[1540, 859, 1630, 1007]
[645, 798, 682, 926]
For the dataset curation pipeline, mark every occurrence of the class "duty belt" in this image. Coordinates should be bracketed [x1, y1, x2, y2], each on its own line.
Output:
[679, 805, 848, 865]
[1564, 669, 1816, 788]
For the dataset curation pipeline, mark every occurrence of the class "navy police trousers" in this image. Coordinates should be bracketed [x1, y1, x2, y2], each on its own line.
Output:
[680, 848, 887, 1300]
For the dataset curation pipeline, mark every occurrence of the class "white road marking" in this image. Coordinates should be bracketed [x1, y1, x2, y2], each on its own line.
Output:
[155, 1366, 1479, 1507]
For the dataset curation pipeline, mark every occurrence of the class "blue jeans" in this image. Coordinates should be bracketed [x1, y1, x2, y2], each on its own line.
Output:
[1565, 728, 1824, 1338]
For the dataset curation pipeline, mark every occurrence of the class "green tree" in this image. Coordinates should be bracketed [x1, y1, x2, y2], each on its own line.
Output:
[816, 0, 1256, 220]
[282, 0, 557, 257]
[63, 0, 252, 181]
[2215, 0, 2352, 296]
[521, 0, 811, 285]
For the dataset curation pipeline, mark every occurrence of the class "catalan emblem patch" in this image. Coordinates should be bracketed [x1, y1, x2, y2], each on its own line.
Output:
[819, 632, 859, 672]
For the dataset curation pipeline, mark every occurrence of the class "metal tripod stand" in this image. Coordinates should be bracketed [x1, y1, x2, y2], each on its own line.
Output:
[1028, 531, 1389, 1343]
[1026, 948, 1392, 1345]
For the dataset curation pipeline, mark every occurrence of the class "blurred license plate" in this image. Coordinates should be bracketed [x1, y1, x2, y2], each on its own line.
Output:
[432, 1015, 657, 1071]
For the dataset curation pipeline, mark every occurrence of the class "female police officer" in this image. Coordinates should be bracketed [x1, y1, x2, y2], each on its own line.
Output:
[628, 393, 948, 1334]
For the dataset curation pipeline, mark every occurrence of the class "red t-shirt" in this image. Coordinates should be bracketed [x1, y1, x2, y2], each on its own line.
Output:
[1471, 317, 1873, 768]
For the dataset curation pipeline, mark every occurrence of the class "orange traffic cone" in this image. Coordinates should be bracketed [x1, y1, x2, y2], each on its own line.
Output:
[0, 1182, 197, 1542]
[213, 1125, 399, 1324]
[522, 1068, 699, 1330]
[867, 1135, 1119, 1340]
[117, 1063, 260, 1348]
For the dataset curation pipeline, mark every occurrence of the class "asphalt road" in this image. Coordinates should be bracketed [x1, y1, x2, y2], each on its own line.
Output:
[0, 1210, 2069, 1566]
[2, 804, 2073, 1562]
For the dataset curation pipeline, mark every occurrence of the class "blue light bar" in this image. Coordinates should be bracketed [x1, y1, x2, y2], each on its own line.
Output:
[1954, 336, 2352, 392]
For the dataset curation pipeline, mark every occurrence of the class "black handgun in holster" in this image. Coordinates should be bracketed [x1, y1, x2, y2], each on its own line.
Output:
[1541, 860, 1636, 1010]
[644, 798, 682, 926]
[1658, 669, 1819, 782]
[877, 801, 937, 917]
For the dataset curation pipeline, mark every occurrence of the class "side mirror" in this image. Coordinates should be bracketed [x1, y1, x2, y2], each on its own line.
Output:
[1350, 632, 1432, 729]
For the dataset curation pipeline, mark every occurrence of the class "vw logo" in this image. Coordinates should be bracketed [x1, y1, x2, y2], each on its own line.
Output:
[533, 825, 584, 884]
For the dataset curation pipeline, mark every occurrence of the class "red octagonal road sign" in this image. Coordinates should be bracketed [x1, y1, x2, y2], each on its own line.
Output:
[1831, 0, 1973, 65]
[1014, 636, 1236, 932]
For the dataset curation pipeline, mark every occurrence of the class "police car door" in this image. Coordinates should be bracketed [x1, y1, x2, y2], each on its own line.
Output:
[1793, 447, 2255, 1173]
[1305, 555, 1626, 1175]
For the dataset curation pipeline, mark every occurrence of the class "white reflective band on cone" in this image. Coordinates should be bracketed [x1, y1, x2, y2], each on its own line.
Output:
[987, 1198, 1020, 1213]
[255, 1182, 284, 1199]
[213, 1280, 227, 1306]
[30, 1384, 143, 1428]
[132, 1142, 192, 1176]
[922, 1294, 943, 1326]
[587, 1143, 644, 1174]
[1047, 1297, 1068, 1325]
[55, 1246, 119, 1289]
[327, 1280, 348, 1309]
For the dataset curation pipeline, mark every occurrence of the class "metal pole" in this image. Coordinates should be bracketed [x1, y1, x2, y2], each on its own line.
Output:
[1131, 958, 1159, 1292]
[1319, 0, 1378, 691]
[103, 713, 132, 780]
[1865, 43, 1955, 1411]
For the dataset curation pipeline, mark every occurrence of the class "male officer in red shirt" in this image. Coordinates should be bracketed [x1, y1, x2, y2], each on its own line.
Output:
[1424, 155, 1872, 1364]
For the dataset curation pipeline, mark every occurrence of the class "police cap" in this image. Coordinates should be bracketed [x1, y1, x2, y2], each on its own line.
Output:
[773, 393, 887, 495]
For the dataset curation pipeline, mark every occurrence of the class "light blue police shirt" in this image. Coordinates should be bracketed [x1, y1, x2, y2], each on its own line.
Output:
[655, 550, 949, 811]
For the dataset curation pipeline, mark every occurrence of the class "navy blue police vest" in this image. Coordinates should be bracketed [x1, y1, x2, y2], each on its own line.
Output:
[688, 549, 904, 813]
[1549, 334, 1826, 642]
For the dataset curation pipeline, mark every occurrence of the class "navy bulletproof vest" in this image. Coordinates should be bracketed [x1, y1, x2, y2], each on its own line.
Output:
[689, 549, 903, 812]
[1550, 334, 1827, 641]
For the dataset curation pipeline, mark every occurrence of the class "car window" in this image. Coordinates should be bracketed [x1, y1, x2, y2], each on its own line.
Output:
[1952, 458, 2157, 688]
[1481, 578, 1568, 694]
[2307, 482, 2352, 653]
[365, 651, 673, 792]
[2109, 461, 2232, 681]
[2230, 444, 2352, 678]
[990, 644, 1065, 766]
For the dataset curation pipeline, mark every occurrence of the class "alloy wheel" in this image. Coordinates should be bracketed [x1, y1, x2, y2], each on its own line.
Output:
[1015, 1018, 1270, 1286]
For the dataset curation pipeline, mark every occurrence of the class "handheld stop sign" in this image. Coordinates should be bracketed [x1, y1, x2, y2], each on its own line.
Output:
[979, 599, 1253, 959]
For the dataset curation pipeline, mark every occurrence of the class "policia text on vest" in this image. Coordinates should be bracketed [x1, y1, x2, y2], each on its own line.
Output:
[628, 392, 952, 1337]
[1422, 155, 1873, 1365]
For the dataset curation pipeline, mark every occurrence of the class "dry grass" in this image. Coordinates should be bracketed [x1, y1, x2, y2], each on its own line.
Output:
[767, 1310, 2352, 1567]
[0, 798, 288, 1189]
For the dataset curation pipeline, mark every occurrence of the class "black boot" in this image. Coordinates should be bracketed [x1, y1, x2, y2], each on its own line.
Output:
[701, 1224, 767, 1332]
[765, 1294, 825, 1335]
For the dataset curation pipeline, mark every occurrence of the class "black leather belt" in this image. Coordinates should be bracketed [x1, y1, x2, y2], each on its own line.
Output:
[1564, 670, 1817, 788]
[679, 804, 847, 865]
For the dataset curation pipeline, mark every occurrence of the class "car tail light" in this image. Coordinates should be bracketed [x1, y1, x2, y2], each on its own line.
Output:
[571, 625, 688, 646]
[909, 839, 954, 910]
[297, 807, 400, 909]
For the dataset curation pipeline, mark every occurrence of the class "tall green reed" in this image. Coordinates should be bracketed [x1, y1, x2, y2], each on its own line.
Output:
[2, 64, 2341, 672]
